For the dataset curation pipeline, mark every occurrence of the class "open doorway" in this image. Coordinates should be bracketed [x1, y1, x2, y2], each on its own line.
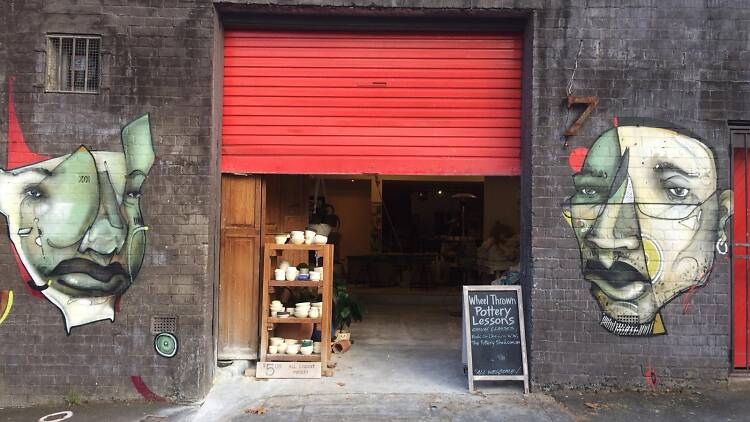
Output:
[248, 174, 521, 389]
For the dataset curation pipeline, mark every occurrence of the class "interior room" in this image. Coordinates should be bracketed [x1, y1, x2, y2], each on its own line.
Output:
[259, 174, 521, 386]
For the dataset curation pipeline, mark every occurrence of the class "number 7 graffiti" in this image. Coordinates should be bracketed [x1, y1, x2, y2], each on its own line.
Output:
[564, 95, 599, 137]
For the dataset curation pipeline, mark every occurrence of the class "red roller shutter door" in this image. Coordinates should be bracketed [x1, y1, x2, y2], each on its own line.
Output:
[222, 30, 523, 175]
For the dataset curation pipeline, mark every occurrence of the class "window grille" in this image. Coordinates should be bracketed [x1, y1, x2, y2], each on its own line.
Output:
[46, 35, 101, 93]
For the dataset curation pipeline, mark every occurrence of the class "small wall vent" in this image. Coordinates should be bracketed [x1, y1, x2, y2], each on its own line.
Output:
[150, 316, 177, 334]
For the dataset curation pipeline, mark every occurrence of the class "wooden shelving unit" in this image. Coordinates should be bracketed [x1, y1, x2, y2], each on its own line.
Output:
[259, 243, 334, 373]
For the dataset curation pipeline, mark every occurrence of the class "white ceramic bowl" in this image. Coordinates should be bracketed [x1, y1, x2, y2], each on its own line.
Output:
[274, 269, 286, 281]
[304, 230, 316, 239]
[290, 231, 304, 238]
[274, 234, 289, 245]
[270, 337, 284, 346]
[268, 345, 278, 354]
[284, 339, 299, 345]
[290, 237, 304, 245]
[277, 343, 288, 353]
[286, 344, 300, 355]
[300, 345, 313, 356]
[308, 308, 319, 318]
[309, 271, 321, 281]
[312, 302, 323, 309]
[286, 307, 295, 314]
[296, 302, 311, 307]
[295, 310, 309, 318]
[313, 234, 328, 244]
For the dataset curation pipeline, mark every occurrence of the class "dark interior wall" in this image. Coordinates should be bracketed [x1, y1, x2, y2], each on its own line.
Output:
[0, 0, 215, 405]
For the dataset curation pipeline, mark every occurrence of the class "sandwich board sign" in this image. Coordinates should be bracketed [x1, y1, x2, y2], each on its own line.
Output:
[463, 285, 529, 393]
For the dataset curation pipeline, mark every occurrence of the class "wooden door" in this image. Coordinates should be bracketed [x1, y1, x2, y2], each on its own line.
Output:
[218, 174, 265, 359]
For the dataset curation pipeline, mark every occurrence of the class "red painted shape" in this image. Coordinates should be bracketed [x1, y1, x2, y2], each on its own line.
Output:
[130, 376, 166, 402]
[681, 285, 699, 314]
[734, 148, 749, 368]
[7, 77, 50, 168]
[568, 147, 588, 173]
[222, 31, 523, 175]
[644, 367, 657, 386]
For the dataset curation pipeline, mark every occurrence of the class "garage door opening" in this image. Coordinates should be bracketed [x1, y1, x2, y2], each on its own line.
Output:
[217, 26, 525, 391]
[219, 173, 521, 391]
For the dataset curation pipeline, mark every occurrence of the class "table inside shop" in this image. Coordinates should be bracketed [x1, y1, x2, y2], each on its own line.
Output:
[347, 253, 440, 288]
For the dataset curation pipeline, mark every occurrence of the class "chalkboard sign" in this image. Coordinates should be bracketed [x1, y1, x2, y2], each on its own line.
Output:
[463, 285, 529, 393]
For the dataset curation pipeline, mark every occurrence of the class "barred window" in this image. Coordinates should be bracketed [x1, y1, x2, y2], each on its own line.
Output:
[46, 35, 101, 93]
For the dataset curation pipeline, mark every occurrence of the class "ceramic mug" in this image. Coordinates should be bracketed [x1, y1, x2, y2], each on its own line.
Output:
[313, 342, 321, 354]
[277, 343, 288, 353]
[268, 345, 278, 354]
[274, 269, 285, 281]
[270, 337, 284, 346]
[309, 271, 321, 281]
[285, 267, 298, 281]
[308, 307, 319, 318]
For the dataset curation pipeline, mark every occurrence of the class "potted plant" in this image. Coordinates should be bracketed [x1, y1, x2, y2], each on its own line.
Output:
[309, 199, 340, 236]
[332, 275, 364, 341]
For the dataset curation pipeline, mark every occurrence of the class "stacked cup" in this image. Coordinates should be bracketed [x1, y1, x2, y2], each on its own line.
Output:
[290, 231, 305, 245]
[304, 230, 316, 245]
[294, 302, 311, 318]
[270, 300, 284, 317]
[300, 339, 314, 355]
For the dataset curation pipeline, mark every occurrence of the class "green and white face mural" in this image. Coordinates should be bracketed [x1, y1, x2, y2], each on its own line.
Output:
[564, 119, 733, 336]
[0, 115, 154, 333]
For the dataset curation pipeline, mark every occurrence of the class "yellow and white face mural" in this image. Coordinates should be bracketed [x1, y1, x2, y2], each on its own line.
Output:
[2, 108, 154, 333]
[564, 119, 733, 336]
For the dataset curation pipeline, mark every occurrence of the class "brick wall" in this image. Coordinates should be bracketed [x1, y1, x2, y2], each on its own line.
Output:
[529, 0, 749, 388]
[0, 0, 215, 406]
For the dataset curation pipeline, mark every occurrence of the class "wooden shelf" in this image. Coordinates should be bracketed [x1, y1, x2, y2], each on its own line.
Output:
[267, 243, 329, 251]
[265, 354, 321, 362]
[260, 243, 333, 374]
[268, 317, 322, 324]
[269, 280, 323, 287]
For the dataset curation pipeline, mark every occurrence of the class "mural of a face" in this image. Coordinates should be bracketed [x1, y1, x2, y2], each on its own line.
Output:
[0, 115, 154, 332]
[564, 119, 732, 336]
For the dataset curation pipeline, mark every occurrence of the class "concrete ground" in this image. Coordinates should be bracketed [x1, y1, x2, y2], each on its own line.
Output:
[552, 383, 750, 422]
[4, 297, 750, 421]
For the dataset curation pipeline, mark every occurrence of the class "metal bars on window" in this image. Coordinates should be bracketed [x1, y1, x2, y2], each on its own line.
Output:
[46, 35, 100, 93]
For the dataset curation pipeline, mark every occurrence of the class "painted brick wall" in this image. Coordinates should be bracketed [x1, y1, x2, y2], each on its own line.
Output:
[0, 0, 215, 406]
[529, 0, 749, 388]
[1, 0, 748, 407]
